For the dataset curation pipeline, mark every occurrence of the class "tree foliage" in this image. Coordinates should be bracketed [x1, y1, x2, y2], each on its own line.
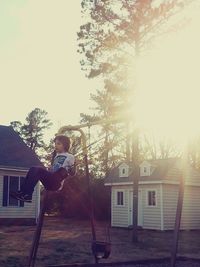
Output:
[10, 108, 52, 160]
[77, 0, 190, 171]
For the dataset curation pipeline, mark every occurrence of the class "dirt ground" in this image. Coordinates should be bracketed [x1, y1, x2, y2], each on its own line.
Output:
[0, 217, 200, 267]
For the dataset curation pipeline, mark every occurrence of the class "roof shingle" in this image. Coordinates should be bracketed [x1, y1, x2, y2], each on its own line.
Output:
[0, 125, 43, 169]
[105, 158, 179, 183]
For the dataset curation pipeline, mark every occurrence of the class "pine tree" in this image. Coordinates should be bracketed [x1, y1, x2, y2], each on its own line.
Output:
[78, 0, 192, 242]
[10, 108, 52, 159]
[78, 0, 191, 172]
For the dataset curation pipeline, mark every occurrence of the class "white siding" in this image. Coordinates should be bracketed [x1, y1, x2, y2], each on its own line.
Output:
[163, 184, 178, 230]
[163, 184, 200, 230]
[111, 184, 162, 230]
[111, 186, 129, 227]
[166, 161, 200, 185]
[140, 184, 162, 230]
[0, 169, 39, 220]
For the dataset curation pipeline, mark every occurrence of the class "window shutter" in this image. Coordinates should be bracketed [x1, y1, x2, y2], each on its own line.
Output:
[2, 176, 8, 207]
[19, 177, 26, 207]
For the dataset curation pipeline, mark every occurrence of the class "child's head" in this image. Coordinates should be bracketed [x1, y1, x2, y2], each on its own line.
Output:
[54, 135, 70, 153]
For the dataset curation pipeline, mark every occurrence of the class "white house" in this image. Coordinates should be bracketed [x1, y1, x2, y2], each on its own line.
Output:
[0, 125, 42, 225]
[105, 158, 200, 230]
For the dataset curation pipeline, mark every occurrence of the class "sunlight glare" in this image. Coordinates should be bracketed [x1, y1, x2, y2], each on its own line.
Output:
[131, 4, 200, 146]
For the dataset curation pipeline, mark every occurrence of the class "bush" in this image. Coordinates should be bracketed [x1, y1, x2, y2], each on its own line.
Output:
[42, 175, 111, 221]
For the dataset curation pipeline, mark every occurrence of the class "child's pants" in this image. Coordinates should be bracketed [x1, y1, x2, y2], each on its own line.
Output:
[21, 167, 62, 196]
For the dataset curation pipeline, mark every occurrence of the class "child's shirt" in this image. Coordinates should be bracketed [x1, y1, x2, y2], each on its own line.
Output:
[51, 152, 75, 173]
[51, 152, 75, 191]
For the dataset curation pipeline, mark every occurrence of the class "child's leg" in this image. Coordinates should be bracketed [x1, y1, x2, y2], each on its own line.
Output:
[21, 167, 53, 196]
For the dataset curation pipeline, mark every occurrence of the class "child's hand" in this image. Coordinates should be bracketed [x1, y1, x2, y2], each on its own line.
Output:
[68, 165, 76, 176]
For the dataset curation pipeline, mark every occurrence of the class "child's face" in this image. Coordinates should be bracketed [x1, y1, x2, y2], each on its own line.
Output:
[55, 140, 65, 153]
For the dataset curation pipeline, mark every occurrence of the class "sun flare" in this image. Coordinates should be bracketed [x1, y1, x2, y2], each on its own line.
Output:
[130, 4, 200, 146]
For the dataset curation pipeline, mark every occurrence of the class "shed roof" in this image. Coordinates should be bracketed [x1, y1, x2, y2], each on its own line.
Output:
[105, 158, 179, 184]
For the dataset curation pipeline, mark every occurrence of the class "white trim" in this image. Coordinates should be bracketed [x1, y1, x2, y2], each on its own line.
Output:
[128, 190, 143, 227]
[0, 167, 28, 172]
[128, 190, 132, 226]
[35, 183, 40, 223]
[160, 184, 164, 231]
[105, 180, 200, 187]
[111, 189, 114, 226]
[105, 182, 133, 186]
[146, 189, 158, 208]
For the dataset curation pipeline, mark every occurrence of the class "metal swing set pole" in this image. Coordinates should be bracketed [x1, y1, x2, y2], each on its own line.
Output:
[27, 125, 97, 267]
[58, 126, 98, 263]
[27, 119, 119, 267]
[170, 150, 188, 267]
[27, 190, 49, 267]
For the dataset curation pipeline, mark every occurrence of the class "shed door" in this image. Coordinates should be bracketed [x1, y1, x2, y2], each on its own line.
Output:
[128, 190, 143, 227]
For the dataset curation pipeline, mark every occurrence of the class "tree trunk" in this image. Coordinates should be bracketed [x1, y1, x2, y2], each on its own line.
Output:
[132, 128, 139, 243]
[126, 121, 131, 162]
[132, 40, 140, 243]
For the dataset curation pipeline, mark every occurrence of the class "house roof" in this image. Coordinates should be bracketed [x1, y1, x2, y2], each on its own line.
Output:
[0, 125, 43, 170]
[105, 158, 179, 184]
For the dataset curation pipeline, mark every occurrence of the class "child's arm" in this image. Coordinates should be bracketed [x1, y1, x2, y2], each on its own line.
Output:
[63, 154, 76, 176]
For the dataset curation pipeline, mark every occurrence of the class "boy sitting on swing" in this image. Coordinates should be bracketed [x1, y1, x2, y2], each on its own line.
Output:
[10, 135, 75, 203]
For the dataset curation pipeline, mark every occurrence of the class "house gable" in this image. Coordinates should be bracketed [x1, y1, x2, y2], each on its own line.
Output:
[0, 125, 43, 169]
[140, 161, 153, 177]
[105, 158, 200, 186]
[119, 163, 129, 178]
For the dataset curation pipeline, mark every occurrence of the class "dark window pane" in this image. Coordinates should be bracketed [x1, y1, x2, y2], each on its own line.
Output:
[121, 192, 124, 205]
[148, 191, 156, 206]
[2, 176, 9, 207]
[117, 191, 124, 205]
[9, 176, 19, 206]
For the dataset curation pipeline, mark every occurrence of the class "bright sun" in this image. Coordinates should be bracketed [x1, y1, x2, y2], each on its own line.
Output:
[132, 2, 200, 146]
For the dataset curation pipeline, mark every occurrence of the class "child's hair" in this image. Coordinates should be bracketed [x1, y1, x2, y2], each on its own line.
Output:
[50, 135, 71, 166]
[54, 135, 71, 152]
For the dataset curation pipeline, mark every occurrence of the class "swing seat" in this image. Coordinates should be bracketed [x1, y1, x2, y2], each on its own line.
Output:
[91, 241, 111, 259]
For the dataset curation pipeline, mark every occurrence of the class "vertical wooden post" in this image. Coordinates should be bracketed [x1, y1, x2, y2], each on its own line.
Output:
[170, 174, 185, 267]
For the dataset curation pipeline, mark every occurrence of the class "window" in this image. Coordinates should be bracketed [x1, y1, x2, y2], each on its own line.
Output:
[9, 176, 19, 206]
[144, 167, 147, 173]
[116, 191, 124, 206]
[119, 164, 129, 177]
[2, 176, 25, 207]
[147, 190, 156, 206]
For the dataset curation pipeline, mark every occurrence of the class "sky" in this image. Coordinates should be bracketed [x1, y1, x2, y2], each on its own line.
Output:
[1, 0, 200, 147]
[0, 0, 98, 140]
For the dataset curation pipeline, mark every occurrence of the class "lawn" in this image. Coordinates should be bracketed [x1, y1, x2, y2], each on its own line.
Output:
[0, 217, 200, 267]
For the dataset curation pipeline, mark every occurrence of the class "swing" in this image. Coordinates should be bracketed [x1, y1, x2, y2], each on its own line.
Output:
[86, 125, 111, 263]
[27, 125, 112, 267]
[91, 240, 111, 260]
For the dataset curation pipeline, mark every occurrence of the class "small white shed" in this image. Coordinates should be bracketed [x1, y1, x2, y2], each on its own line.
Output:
[0, 125, 42, 225]
[105, 158, 200, 230]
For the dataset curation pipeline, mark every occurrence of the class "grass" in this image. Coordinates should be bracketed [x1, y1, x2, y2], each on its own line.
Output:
[0, 217, 200, 267]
